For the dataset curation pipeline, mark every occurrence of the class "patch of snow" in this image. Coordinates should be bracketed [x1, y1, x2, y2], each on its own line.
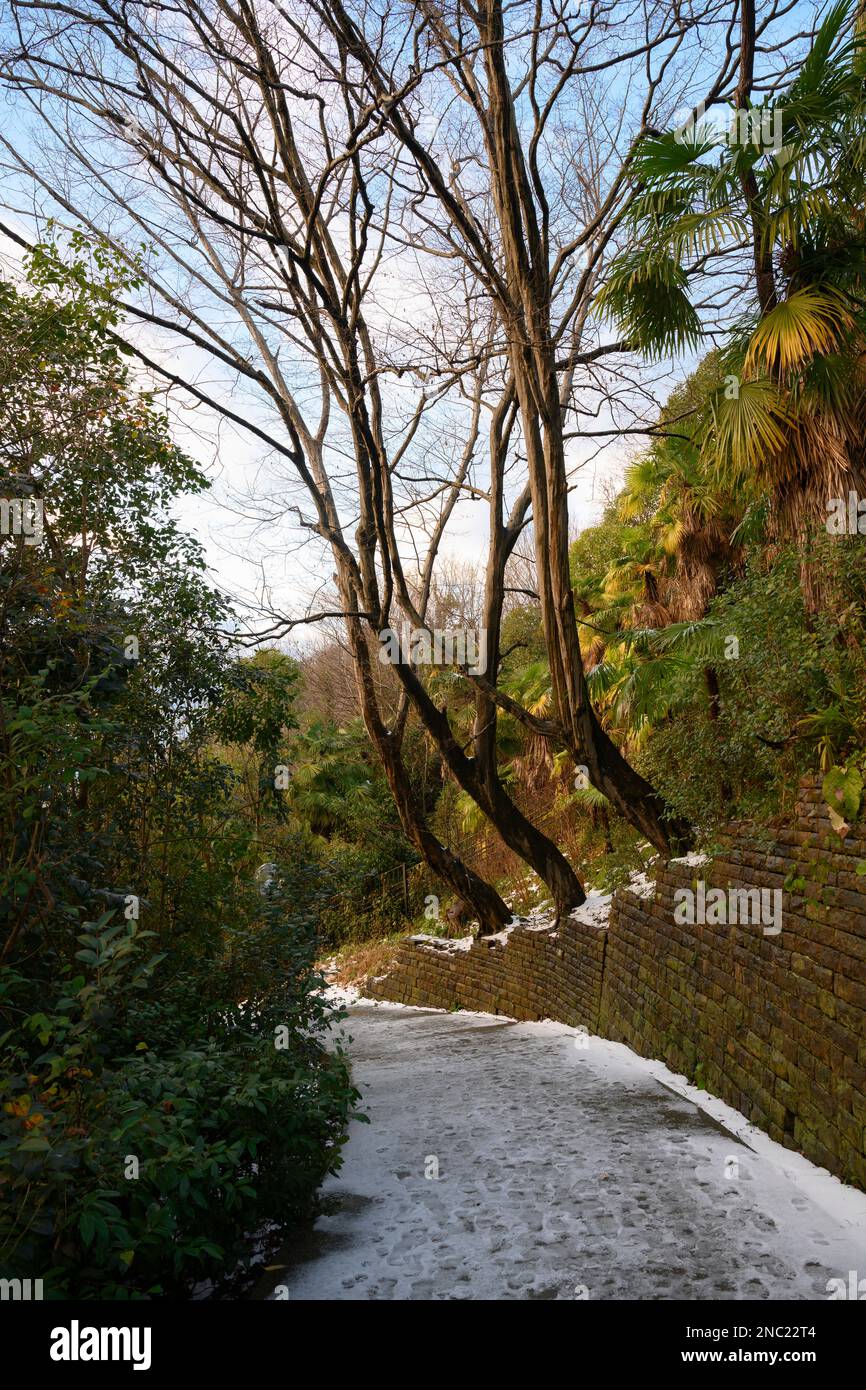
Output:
[320, 982, 361, 1010]
[625, 870, 655, 899]
[614, 1040, 866, 1233]
[520, 902, 557, 932]
[269, 1005, 866, 1301]
[324, 983, 422, 1013]
[569, 888, 612, 929]
[477, 926, 516, 946]
[409, 932, 475, 952]
[670, 851, 712, 867]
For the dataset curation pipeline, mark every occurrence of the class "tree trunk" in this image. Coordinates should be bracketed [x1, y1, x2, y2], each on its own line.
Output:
[312, 0, 691, 859]
[376, 731, 513, 934]
[474, 0, 691, 858]
[506, 344, 690, 853]
[339, 578, 512, 934]
[736, 0, 777, 314]
[471, 414, 586, 918]
[392, 657, 587, 917]
[704, 665, 733, 804]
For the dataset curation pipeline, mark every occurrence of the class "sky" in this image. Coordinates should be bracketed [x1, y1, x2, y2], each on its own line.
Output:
[0, 0, 815, 643]
[0, 167, 648, 647]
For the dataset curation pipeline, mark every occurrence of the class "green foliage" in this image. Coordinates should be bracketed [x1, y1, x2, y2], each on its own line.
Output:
[273, 717, 427, 945]
[570, 503, 635, 601]
[633, 542, 866, 828]
[594, 248, 702, 356]
[1, 891, 356, 1298]
[822, 764, 863, 827]
[0, 245, 357, 1298]
[216, 650, 301, 755]
[499, 604, 548, 675]
[597, 4, 866, 529]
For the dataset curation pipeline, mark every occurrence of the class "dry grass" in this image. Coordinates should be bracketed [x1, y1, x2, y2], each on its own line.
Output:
[322, 934, 407, 989]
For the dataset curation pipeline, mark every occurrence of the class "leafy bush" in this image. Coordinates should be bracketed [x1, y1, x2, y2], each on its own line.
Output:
[636, 541, 866, 830]
[0, 893, 356, 1299]
[0, 246, 358, 1299]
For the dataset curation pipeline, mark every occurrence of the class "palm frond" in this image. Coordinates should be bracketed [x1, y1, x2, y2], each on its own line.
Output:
[788, 0, 856, 99]
[665, 208, 749, 260]
[648, 617, 725, 662]
[571, 783, 612, 810]
[745, 288, 851, 376]
[630, 129, 719, 179]
[704, 377, 793, 480]
[595, 250, 702, 356]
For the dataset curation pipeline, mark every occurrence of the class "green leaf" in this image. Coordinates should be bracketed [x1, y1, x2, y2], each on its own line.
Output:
[18, 1135, 51, 1153]
[823, 764, 862, 821]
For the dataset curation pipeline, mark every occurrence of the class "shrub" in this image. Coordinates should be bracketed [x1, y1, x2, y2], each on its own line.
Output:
[0, 250, 358, 1299]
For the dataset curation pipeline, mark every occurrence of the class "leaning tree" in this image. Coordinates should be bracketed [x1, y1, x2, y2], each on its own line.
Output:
[313, 0, 830, 846]
[0, 0, 591, 925]
[0, 0, 829, 922]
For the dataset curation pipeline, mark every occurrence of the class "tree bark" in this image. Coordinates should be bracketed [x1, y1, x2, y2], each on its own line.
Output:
[391, 656, 587, 917]
[470, 389, 587, 917]
[476, 0, 690, 854]
[338, 573, 513, 934]
[736, 0, 778, 314]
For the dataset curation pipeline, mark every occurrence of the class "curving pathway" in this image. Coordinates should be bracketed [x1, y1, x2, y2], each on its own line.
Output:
[261, 1002, 866, 1301]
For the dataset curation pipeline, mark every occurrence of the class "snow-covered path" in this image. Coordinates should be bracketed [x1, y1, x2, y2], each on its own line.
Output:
[263, 1003, 866, 1301]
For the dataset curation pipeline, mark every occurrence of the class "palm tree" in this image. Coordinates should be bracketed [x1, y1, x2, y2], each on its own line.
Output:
[597, 1, 866, 541]
[617, 427, 745, 622]
[286, 720, 380, 840]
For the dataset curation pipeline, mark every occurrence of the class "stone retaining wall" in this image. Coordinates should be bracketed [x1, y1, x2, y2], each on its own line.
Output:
[365, 776, 866, 1188]
[367, 912, 607, 1031]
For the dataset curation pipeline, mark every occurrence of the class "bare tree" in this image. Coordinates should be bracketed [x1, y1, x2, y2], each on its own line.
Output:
[0, 0, 586, 926]
[0, 0, 811, 924]
[314, 0, 811, 852]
